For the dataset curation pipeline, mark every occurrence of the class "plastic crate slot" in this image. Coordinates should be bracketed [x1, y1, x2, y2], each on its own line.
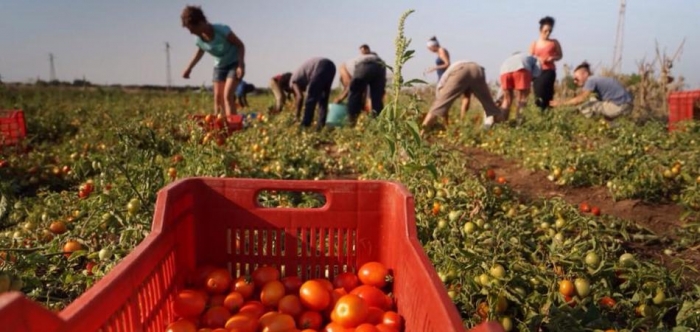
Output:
[256, 190, 327, 209]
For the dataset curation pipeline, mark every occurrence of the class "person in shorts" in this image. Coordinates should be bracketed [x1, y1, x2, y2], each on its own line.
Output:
[269, 72, 293, 113]
[499, 52, 541, 120]
[421, 61, 506, 135]
[180, 5, 245, 116]
[290, 57, 337, 130]
[550, 61, 633, 120]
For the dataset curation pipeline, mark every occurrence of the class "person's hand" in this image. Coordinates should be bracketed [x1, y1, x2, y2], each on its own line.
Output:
[182, 69, 191, 79]
[333, 98, 342, 104]
[549, 100, 560, 107]
[546, 56, 555, 63]
[236, 64, 245, 80]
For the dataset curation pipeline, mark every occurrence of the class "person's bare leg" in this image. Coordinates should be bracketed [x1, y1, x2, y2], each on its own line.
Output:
[213, 81, 226, 115]
[460, 93, 471, 121]
[224, 78, 239, 116]
[502, 89, 513, 119]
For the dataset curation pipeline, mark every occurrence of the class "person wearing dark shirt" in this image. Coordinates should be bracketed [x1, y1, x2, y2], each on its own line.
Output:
[550, 61, 632, 120]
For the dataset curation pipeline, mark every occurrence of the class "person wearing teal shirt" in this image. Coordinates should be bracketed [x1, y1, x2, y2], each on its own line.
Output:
[181, 5, 246, 116]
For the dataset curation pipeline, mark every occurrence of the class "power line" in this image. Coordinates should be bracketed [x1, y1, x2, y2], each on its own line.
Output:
[612, 0, 626, 73]
[165, 42, 172, 90]
[49, 53, 57, 81]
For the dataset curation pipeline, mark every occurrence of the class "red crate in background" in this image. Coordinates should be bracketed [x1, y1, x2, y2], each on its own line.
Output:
[189, 113, 243, 134]
[0, 110, 26, 145]
[668, 90, 700, 131]
[53, 178, 483, 332]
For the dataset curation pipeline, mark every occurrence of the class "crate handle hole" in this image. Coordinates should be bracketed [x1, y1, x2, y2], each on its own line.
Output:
[256, 190, 327, 209]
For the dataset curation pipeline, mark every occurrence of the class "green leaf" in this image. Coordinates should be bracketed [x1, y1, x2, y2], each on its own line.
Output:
[404, 78, 428, 87]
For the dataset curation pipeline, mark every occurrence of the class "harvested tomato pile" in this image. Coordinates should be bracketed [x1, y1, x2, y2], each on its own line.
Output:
[167, 262, 403, 332]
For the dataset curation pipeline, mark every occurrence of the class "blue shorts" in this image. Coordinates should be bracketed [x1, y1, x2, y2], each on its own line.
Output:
[213, 62, 238, 82]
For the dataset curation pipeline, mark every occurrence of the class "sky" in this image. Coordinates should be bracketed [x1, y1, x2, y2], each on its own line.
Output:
[1, 0, 698, 89]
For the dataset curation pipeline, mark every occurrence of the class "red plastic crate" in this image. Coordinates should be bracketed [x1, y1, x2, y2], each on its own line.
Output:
[667, 90, 700, 131]
[52, 178, 480, 332]
[0, 110, 26, 145]
[189, 114, 243, 134]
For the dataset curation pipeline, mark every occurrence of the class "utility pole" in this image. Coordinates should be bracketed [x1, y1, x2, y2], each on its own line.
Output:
[612, 0, 626, 73]
[49, 53, 57, 82]
[165, 42, 172, 90]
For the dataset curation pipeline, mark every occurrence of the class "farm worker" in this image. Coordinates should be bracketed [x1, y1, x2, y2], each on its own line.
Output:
[269, 72, 293, 113]
[235, 80, 255, 109]
[334, 44, 375, 111]
[530, 16, 563, 111]
[180, 5, 245, 117]
[420, 61, 506, 135]
[499, 52, 542, 120]
[550, 61, 632, 119]
[334, 51, 387, 125]
[425, 36, 471, 123]
[290, 57, 337, 130]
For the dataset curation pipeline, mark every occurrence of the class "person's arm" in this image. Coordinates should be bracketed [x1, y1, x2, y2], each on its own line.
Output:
[292, 82, 304, 120]
[227, 32, 245, 79]
[183, 49, 205, 78]
[334, 65, 352, 103]
[550, 90, 591, 107]
[549, 39, 563, 62]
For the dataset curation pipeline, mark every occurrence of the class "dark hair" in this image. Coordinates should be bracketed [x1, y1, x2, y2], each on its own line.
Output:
[429, 36, 438, 42]
[539, 16, 555, 29]
[359, 44, 370, 50]
[575, 61, 591, 73]
[181, 5, 207, 27]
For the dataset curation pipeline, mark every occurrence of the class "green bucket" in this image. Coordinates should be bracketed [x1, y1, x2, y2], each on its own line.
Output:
[326, 103, 348, 127]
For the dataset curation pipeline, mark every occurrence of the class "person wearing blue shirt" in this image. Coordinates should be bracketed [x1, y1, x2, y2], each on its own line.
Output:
[235, 80, 255, 109]
[181, 5, 246, 117]
[550, 61, 633, 120]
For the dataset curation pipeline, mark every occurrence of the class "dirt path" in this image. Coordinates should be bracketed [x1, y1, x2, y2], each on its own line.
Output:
[460, 147, 700, 284]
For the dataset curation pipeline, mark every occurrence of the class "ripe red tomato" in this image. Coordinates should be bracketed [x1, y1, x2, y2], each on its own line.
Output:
[238, 301, 266, 319]
[277, 294, 303, 317]
[224, 313, 258, 331]
[333, 272, 360, 293]
[350, 285, 390, 310]
[190, 265, 217, 288]
[355, 323, 381, 332]
[496, 176, 507, 184]
[365, 307, 385, 325]
[297, 311, 323, 330]
[252, 266, 280, 289]
[260, 280, 286, 308]
[202, 306, 231, 328]
[223, 291, 245, 313]
[486, 169, 496, 180]
[281, 275, 303, 294]
[313, 278, 334, 292]
[260, 313, 296, 332]
[579, 202, 591, 213]
[324, 322, 350, 332]
[206, 268, 233, 294]
[591, 206, 601, 216]
[165, 319, 197, 332]
[232, 277, 255, 300]
[208, 294, 225, 307]
[598, 296, 617, 309]
[299, 280, 331, 311]
[331, 294, 369, 328]
[381, 311, 402, 330]
[358, 262, 389, 288]
[375, 323, 399, 332]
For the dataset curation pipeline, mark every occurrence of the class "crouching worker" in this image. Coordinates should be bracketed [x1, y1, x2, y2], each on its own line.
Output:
[335, 52, 387, 126]
[290, 57, 337, 130]
[421, 61, 505, 135]
[499, 52, 541, 120]
[550, 61, 632, 120]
